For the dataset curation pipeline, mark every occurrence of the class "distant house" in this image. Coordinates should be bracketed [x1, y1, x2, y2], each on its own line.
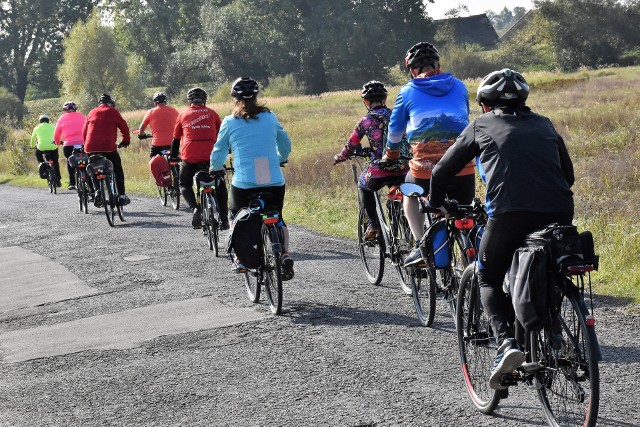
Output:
[433, 14, 499, 49]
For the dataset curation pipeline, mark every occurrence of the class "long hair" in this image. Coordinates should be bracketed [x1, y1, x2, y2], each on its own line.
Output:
[233, 97, 270, 121]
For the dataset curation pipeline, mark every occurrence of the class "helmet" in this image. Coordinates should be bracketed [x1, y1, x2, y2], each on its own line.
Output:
[39, 114, 49, 123]
[405, 42, 440, 69]
[153, 92, 167, 103]
[476, 69, 529, 106]
[230, 77, 259, 99]
[187, 87, 207, 104]
[361, 81, 388, 101]
[98, 93, 115, 106]
[62, 101, 77, 112]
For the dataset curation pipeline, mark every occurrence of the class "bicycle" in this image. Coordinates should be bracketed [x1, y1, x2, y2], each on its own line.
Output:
[42, 154, 60, 194]
[67, 145, 90, 214]
[347, 148, 413, 293]
[400, 182, 487, 326]
[194, 166, 226, 256]
[87, 153, 125, 227]
[456, 228, 600, 426]
[240, 192, 286, 315]
[138, 132, 180, 210]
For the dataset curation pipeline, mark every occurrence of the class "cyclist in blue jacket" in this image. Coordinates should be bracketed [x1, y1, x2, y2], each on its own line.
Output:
[210, 77, 293, 280]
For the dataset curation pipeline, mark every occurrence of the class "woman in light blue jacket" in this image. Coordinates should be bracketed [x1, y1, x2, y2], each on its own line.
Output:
[210, 77, 293, 277]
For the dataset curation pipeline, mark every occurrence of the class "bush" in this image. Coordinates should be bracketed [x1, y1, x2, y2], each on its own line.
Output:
[263, 75, 305, 97]
[0, 87, 24, 124]
[441, 45, 498, 79]
[5, 129, 31, 175]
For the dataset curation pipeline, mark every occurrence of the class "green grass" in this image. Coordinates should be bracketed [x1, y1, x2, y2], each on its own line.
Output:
[4, 66, 640, 304]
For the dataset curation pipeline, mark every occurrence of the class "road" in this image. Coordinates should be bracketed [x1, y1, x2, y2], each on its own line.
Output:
[0, 184, 638, 426]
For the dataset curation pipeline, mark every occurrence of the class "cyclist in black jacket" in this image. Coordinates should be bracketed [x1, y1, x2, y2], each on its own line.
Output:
[427, 69, 575, 390]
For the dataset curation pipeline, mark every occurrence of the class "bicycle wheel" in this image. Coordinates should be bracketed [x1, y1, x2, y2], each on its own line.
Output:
[262, 225, 283, 315]
[76, 169, 84, 212]
[447, 232, 470, 317]
[170, 166, 180, 210]
[391, 203, 414, 295]
[101, 179, 115, 227]
[113, 174, 125, 222]
[48, 169, 55, 194]
[456, 262, 500, 414]
[357, 207, 384, 286]
[409, 267, 437, 327]
[244, 270, 261, 303]
[201, 192, 214, 251]
[531, 288, 600, 427]
[157, 185, 168, 206]
[206, 194, 219, 256]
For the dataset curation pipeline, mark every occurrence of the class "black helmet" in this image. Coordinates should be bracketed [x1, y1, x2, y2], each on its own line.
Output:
[405, 42, 440, 70]
[230, 77, 259, 99]
[63, 101, 77, 112]
[187, 87, 207, 104]
[476, 69, 529, 106]
[98, 93, 115, 107]
[153, 92, 167, 103]
[361, 81, 388, 102]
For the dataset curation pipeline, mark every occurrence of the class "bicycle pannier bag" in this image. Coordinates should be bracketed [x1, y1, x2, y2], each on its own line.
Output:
[419, 219, 451, 269]
[149, 155, 172, 187]
[227, 207, 263, 269]
[68, 152, 88, 168]
[38, 162, 48, 179]
[525, 223, 597, 271]
[86, 155, 113, 177]
[507, 245, 548, 332]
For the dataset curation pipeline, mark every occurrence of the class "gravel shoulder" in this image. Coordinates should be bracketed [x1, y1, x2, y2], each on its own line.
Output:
[0, 184, 638, 427]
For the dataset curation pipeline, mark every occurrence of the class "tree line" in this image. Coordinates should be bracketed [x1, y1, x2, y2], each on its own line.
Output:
[0, 0, 639, 122]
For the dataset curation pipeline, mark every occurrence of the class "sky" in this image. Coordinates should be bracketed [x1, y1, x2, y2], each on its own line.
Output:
[425, 0, 535, 20]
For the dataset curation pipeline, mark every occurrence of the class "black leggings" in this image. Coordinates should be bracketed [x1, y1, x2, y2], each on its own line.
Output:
[87, 151, 126, 196]
[62, 146, 76, 185]
[35, 148, 61, 183]
[230, 185, 285, 219]
[179, 161, 228, 220]
[359, 175, 406, 226]
[478, 211, 574, 342]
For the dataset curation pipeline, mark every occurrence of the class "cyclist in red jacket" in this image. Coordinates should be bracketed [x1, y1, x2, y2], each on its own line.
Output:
[170, 87, 228, 229]
[138, 92, 179, 158]
[83, 94, 131, 206]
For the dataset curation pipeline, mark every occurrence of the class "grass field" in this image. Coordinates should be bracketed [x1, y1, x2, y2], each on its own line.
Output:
[2, 66, 639, 304]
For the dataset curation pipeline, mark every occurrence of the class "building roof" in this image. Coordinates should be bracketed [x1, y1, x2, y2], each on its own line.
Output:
[433, 14, 499, 48]
[499, 10, 536, 43]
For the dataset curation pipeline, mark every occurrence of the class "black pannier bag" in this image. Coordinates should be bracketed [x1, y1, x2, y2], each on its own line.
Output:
[86, 154, 113, 177]
[38, 162, 49, 179]
[68, 152, 88, 168]
[227, 207, 263, 269]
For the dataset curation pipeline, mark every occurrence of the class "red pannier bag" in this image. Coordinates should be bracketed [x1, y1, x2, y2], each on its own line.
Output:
[149, 155, 172, 187]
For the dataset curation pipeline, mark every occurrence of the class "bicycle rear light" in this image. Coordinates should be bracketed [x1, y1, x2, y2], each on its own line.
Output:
[263, 217, 279, 225]
[566, 265, 594, 273]
[465, 248, 477, 258]
[585, 315, 596, 327]
[203, 187, 213, 193]
[96, 174, 106, 179]
[454, 218, 475, 230]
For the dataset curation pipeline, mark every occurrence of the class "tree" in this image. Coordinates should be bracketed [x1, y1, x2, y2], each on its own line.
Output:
[0, 0, 96, 115]
[58, 12, 144, 110]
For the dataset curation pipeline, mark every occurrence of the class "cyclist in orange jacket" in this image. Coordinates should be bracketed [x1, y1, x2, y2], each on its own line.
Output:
[138, 92, 179, 158]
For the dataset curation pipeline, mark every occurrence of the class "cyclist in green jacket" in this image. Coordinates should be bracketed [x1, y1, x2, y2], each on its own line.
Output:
[30, 114, 61, 187]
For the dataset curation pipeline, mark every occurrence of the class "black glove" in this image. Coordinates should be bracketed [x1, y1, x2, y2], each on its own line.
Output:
[117, 141, 130, 148]
[169, 157, 180, 164]
[137, 133, 147, 140]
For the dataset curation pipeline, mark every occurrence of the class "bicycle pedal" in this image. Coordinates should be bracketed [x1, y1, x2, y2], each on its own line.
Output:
[518, 362, 542, 374]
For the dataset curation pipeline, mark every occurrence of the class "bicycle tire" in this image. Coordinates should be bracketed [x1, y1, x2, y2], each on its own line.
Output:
[49, 169, 55, 194]
[244, 270, 260, 303]
[157, 185, 168, 206]
[113, 173, 125, 222]
[446, 232, 470, 318]
[531, 287, 600, 427]
[201, 192, 214, 251]
[170, 166, 180, 210]
[262, 225, 283, 315]
[76, 169, 85, 213]
[456, 262, 500, 414]
[409, 267, 437, 327]
[357, 207, 384, 286]
[390, 201, 413, 295]
[101, 179, 115, 227]
[81, 175, 89, 214]
[207, 193, 219, 256]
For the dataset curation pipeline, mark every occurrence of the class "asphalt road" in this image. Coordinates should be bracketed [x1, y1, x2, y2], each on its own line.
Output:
[0, 184, 638, 427]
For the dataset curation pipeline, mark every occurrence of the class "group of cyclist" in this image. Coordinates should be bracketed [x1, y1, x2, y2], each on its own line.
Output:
[31, 40, 577, 392]
[334, 42, 575, 390]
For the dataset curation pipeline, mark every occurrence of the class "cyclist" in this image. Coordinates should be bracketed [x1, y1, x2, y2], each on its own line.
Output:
[83, 93, 131, 207]
[334, 81, 408, 240]
[170, 87, 228, 229]
[209, 77, 293, 279]
[54, 101, 86, 190]
[30, 114, 61, 187]
[427, 69, 575, 390]
[383, 41, 475, 267]
[138, 92, 179, 158]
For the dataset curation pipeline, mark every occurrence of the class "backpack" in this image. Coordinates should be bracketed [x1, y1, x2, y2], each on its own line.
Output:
[38, 162, 48, 179]
[419, 219, 451, 269]
[149, 155, 172, 187]
[226, 207, 263, 269]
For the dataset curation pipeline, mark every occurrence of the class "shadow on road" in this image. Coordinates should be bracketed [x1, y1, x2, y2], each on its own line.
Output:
[290, 302, 419, 327]
[293, 249, 359, 262]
